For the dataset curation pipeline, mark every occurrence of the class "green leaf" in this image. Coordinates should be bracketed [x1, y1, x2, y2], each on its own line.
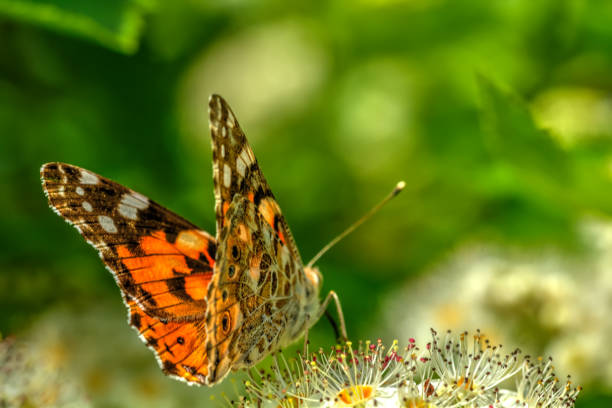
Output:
[477, 76, 570, 201]
[477, 77, 612, 225]
[0, 0, 155, 54]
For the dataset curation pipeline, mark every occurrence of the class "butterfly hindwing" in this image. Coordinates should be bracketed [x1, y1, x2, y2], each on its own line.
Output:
[204, 196, 303, 383]
[127, 298, 209, 384]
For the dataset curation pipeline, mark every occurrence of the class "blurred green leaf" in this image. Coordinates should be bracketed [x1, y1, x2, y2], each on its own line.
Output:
[478, 76, 569, 198]
[478, 76, 612, 218]
[0, 0, 154, 53]
[468, 77, 586, 246]
[576, 392, 612, 408]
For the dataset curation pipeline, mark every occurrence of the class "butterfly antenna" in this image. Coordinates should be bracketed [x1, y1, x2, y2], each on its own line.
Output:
[306, 181, 406, 268]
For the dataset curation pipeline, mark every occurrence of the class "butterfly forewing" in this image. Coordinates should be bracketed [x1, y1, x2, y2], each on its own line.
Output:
[208, 95, 303, 264]
[41, 162, 215, 385]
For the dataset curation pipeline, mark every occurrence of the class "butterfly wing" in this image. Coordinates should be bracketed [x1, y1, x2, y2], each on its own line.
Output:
[205, 96, 316, 383]
[208, 94, 302, 264]
[128, 299, 210, 383]
[41, 162, 215, 384]
[204, 196, 306, 383]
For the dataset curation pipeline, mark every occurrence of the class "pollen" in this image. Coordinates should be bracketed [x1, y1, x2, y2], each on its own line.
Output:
[337, 385, 373, 406]
[402, 397, 429, 408]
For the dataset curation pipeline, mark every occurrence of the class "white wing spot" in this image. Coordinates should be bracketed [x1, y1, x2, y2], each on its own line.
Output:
[215, 97, 222, 120]
[82, 201, 93, 212]
[76, 186, 85, 196]
[240, 148, 253, 165]
[226, 112, 236, 128]
[118, 205, 137, 220]
[80, 169, 99, 185]
[118, 192, 149, 220]
[123, 192, 149, 209]
[98, 215, 118, 233]
[221, 126, 228, 138]
[236, 157, 246, 177]
[221, 144, 225, 158]
[223, 164, 231, 188]
[58, 185, 65, 197]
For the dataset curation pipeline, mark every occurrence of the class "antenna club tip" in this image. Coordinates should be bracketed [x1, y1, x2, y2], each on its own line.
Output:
[393, 181, 406, 195]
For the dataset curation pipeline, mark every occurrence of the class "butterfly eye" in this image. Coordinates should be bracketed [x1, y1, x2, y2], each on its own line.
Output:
[231, 245, 240, 260]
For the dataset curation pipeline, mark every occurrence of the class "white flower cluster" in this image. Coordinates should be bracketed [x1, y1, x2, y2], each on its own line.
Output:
[0, 336, 91, 408]
[230, 329, 580, 408]
[383, 218, 612, 387]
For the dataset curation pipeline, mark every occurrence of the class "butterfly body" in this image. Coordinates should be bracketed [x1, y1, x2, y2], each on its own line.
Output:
[41, 95, 325, 385]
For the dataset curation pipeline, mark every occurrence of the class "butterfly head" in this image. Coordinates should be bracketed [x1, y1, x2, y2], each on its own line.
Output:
[301, 266, 322, 329]
[304, 266, 322, 297]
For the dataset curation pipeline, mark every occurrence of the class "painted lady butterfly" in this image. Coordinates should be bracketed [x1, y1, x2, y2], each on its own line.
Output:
[40, 95, 347, 385]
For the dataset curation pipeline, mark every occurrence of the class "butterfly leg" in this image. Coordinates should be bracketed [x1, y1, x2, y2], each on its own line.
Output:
[303, 324, 309, 355]
[317, 291, 348, 342]
[324, 309, 341, 341]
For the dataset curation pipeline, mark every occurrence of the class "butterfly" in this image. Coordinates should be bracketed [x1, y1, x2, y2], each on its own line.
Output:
[40, 94, 347, 386]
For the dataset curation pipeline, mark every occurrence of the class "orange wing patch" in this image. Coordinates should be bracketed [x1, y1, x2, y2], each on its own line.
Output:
[128, 298, 209, 384]
[257, 197, 286, 245]
[117, 229, 216, 321]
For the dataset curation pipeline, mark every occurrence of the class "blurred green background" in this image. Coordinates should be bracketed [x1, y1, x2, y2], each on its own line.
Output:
[1, 0, 612, 406]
